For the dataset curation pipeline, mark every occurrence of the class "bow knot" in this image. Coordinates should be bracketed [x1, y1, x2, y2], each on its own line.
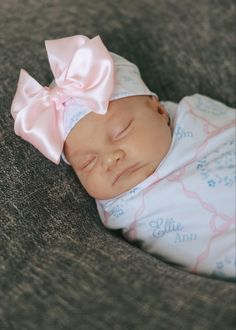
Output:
[45, 86, 66, 111]
[11, 35, 114, 164]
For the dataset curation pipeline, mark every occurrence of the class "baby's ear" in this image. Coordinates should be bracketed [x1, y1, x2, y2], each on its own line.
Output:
[157, 103, 170, 124]
[149, 96, 170, 124]
[149, 95, 159, 109]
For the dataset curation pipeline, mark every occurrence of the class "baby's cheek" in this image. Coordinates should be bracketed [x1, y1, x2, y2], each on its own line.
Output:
[73, 170, 90, 192]
[132, 129, 156, 154]
[79, 172, 103, 199]
[78, 172, 91, 190]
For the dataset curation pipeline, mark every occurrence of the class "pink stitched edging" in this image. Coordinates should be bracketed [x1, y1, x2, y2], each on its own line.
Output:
[167, 174, 235, 272]
[192, 215, 234, 273]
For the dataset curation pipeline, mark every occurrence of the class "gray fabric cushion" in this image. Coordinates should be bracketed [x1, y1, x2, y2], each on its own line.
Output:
[0, 0, 235, 329]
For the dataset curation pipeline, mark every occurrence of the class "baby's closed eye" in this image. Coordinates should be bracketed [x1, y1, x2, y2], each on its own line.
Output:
[111, 119, 133, 140]
[78, 154, 97, 170]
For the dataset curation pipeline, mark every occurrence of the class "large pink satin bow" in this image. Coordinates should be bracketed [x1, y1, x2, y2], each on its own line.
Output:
[11, 35, 114, 164]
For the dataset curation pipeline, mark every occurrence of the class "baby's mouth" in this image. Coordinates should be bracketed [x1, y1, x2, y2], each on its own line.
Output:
[112, 163, 143, 186]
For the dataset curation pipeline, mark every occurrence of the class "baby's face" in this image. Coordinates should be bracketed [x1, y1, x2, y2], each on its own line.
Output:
[64, 95, 172, 200]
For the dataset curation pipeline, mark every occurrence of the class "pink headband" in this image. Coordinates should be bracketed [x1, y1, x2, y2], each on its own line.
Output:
[11, 35, 157, 164]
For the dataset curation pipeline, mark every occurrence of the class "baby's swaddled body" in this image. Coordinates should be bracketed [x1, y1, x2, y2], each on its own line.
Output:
[96, 94, 236, 279]
[11, 35, 235, 280]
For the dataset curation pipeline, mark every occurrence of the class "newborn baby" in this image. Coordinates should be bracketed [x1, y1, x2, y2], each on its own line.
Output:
[11, 34, 236, 280]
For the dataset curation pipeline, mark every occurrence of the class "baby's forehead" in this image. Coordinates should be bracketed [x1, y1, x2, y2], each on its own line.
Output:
[85, 97, 133, 124]
[72, 95, 151, 138]
[105, 95, 150, 118]
[109, 95, 149, 109]
[75, 104, 124, 139]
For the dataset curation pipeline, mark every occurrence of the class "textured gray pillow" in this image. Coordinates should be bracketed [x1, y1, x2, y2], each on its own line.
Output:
[0, 1, 235, 329]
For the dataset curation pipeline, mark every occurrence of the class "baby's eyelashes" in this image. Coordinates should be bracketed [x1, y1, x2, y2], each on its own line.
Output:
[112, 120, 133, 140]
[78, 155, 97, 171]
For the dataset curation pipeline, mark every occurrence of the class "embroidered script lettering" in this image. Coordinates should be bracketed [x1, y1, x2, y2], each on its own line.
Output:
[149, 218, 183, 238]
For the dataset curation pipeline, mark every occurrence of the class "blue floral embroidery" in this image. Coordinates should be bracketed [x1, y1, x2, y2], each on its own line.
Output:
[196, 138, 235, 188]
[110, 204, 125, 218]
[212, 256, 236, 279]
[207, 179, 216, 187]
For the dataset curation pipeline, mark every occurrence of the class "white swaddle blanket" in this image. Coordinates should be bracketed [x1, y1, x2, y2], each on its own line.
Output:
[96, 94, 236, 279]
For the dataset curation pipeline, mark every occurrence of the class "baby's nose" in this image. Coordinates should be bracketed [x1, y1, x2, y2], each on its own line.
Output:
[102, 149, 125, 171]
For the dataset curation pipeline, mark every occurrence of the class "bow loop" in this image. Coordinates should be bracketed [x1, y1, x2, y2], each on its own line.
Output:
[45, 35, 89, 85]
[11, 69, 44, 120]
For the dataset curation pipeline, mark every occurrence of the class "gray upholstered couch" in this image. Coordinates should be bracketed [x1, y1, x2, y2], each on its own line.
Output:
[0, 1, 235, 329]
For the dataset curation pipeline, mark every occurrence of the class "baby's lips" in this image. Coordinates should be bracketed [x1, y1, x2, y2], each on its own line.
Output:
[112, 163, 142, 185]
